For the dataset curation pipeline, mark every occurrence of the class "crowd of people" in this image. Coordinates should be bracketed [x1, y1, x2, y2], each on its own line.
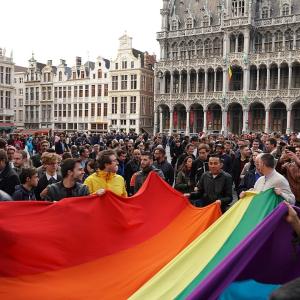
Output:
[0, 130, 298, 210]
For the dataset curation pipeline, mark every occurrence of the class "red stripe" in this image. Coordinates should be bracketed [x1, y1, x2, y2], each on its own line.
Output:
[0, 173, 189, 277]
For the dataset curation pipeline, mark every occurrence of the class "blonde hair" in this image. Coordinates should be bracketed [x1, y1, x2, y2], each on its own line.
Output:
[41, 152, 59, 165]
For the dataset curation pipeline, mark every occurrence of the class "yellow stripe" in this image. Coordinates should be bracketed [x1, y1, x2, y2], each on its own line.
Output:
[129, 192, 257, 300]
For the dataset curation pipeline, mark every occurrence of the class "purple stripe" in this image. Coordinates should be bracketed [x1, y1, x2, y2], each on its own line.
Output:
[187, 204, 300, 300]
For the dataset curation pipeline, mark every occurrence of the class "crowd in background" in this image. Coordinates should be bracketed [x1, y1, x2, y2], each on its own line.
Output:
[0, 130, 298, 212]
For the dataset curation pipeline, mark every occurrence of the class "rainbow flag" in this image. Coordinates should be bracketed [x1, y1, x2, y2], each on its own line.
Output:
[1, 173, 299, 300]
[130, 190, 300, 300]
[0, 173, 221, 300]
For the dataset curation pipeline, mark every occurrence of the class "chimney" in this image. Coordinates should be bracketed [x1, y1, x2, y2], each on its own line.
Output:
[76, 56, 82, 66]
[47, 60, 52, 66]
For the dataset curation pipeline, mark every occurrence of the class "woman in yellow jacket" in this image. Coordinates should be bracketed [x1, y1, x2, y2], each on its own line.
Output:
[84, 150, 127, 197]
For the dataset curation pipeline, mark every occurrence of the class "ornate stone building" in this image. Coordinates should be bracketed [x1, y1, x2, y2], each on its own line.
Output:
[155, 0, 300, 135]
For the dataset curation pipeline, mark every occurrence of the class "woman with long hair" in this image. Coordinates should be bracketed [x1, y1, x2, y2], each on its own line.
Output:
[175, 156, 193, 194]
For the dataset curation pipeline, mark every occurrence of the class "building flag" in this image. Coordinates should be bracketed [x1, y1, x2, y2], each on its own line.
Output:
[228, 65, 233, 80]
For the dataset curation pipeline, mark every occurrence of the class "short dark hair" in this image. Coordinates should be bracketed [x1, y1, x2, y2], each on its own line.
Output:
[260, 153, 275, 168]
[141, 151, 153, 160]
[209, 154, 223, 164]
[270, 278, 300, 300]
[19, 168, 37, 184]
[60, 158, 81, 178]
[267, 138, 277, 147]
[79, 147, 87, 156]
[62, 152, 72, 161]
[97, 150, 116, 170]
[116, 149, 126, 157]
[186, 143, 194, 151]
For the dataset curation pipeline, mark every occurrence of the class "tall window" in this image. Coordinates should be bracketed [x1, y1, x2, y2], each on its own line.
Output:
[104, 103, 108, 116]
[112, 76, 118, 90]
[196, 40, 203, 57]
[98, 85, 102, 96]
[121, 75, 128, 90]
[130, 96, 136, 114]
[122, 61, 127, 69]
[85, 103, 88, 117]
[74, 86, 78, 98]
[186, 17, 193, 29]
[63, 87, 67, 98]
[59, 71, 62, 81]
[104, 84, 108, 96]
[285, 29, 294, 50]
[91, 85, 95, 97]
[232, 0, 245, 17]
[0, 67, 3, 84]
[255, 33, 262, 53]
[204, 39, 212, 57]
[5, 91, 10, 109]
[85, 85, 89, 97]
[79, 85, 83, 97]
[172, 42, 178, 59]
[131, 75, 137, 89]
[97, 103, 101, 116]
[5, 68, 11, 84]
[275, 31, 283, 51]
[121, 97, 127, 114]
[282, 4, 290, 16]
[265, 32, 273, 52]
[98, 69, 102, 78]
[296, 29, 300, 49]
[262, 7, 269, 19]
[213, 38, 222, 56]
[68, 86, 71, 98]
[112, 97, 118, 114]
[74, 104, 77, 117]
[171, 20, 178, 31]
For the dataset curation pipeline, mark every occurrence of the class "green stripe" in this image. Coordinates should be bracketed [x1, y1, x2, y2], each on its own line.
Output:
[176, 189, 282, 300]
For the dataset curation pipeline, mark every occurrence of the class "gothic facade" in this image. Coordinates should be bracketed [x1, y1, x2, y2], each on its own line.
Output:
[154, 0, 300, 135]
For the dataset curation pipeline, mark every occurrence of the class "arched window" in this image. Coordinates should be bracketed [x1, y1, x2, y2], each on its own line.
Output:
[187, 40, 195, 59]
[262, 7, 269, 19]
[213, 38, 222, 56]
[285, 29, 294, 51]
[282, 4, 290, 16]
[59, 71, 62, 81]
[265, 32, 273, 52]
[186, 17, 193, 30]
[179, 41, 186, 59]
[203, 15, 209, 27]
[255, 32, 262, 53]
[230, 34, 236, 52]
[238, 34, 244, 52]
[275, 30, 283, 52]
[204, 39, 213, 57]
[172, 42, 178, 59]
[196, 40, 203, 57]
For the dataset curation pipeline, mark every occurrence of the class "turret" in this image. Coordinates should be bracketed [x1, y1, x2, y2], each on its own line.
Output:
[161, 0, 169, 31]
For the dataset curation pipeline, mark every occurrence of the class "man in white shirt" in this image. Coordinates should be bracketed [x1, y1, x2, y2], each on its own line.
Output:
[241, 153, 295, 204]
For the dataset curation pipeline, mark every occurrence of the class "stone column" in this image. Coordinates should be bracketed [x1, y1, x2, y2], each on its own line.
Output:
[265, 109, 270, 133]
[169, 109, 174, 136]
[256, 67, 260, 90]
[288, 65, 292, 93]
[221, 108, 227, 135]
[286, 108, 291, 134]
[154, 109, 158, 135]
[277, 66, 281, 90]
[293, 32, 297, 50]
[214, 70, 217, 92]
[243, 67, 249, 94]
[244, 30, 250, 54]
[186, 110, 190, 136]
[196, 71, 199, 93]
[204, 70, 208, 96]
[203, 109, 207, 133]
[267, 65, 270, 91]
[170, 72, 174, 96]
[159, 108, 163, 133]
[179, 73, 182, 94]
[223, 69, 228, 93]
[243, 109, 249, 133]
[262, 36, 265, 52]
[235, 36, 239, 53]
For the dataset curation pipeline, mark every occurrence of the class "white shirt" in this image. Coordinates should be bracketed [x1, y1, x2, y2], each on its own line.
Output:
[254, 169, 295, 204]
[46, 173, 58, 181]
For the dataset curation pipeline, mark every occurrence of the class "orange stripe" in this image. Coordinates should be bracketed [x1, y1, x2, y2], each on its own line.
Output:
[0, 203, 221, 300]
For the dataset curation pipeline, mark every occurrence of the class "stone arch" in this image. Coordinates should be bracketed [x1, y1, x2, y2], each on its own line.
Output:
[157, 104, 170, 133]
[249, 102, 266, 132]
[227, 102, 243, 134]
[189, 103, 204, 133]
[206, 103, 222, 131]
[269, 101, 287, 133]
[173, 103, 187, 133]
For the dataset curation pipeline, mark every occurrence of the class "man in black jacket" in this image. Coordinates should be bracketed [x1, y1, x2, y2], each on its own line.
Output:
[125, 149, 141, 195]
[134, 152, 164, 194]
[186, 155, 233, 212]
[154, 147, 174, 186]
[190, 143, 210, 188]
[0, 149, 20, 196]
[44, 158, 89, 201]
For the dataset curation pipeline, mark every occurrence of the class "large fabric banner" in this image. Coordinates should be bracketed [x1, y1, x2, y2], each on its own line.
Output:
[0, 172, 221, 300]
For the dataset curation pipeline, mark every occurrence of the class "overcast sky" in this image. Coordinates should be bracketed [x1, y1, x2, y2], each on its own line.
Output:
[2, 0, 162, 67]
